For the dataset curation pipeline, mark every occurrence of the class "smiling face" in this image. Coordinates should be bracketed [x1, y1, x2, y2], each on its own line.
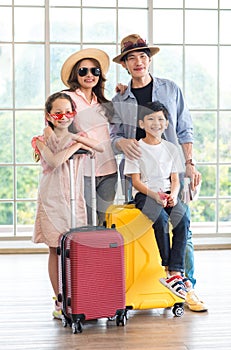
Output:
[139, 110, 169, 141]
[77, 59, 100, 90]
[121, 50, 151, 78]
[46, 97, 74, 130]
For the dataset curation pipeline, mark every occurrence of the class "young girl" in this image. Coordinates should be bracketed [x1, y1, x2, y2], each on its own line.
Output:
[60, 48, 118, 225]
[31, 92, 103, 319]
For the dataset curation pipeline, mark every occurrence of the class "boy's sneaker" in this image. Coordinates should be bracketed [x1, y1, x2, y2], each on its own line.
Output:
[52, 297, 62, 320]
[185, 290, 208, 312]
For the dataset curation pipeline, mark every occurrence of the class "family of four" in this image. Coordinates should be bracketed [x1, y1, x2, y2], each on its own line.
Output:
[31, 33, 208, 319]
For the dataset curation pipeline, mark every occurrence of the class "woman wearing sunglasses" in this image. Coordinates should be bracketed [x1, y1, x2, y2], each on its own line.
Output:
[60, 48, 117, 226]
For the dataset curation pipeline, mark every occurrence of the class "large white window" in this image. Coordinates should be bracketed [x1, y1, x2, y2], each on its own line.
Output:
[0, 0, 230, 241]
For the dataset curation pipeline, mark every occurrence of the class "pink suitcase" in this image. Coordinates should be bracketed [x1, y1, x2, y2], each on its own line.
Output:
[57, 151, 126, 334]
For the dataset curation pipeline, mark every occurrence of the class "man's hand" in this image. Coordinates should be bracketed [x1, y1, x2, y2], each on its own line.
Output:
[117, 138, 141, 160]
[115, 83, 128, 95]
[185, 165, 201, 190]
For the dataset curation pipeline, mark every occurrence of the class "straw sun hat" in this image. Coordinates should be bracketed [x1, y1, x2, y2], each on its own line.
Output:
[61, 48, 110, 87]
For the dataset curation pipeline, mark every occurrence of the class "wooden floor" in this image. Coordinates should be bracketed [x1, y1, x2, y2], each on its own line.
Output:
[1, 250, 231, 350]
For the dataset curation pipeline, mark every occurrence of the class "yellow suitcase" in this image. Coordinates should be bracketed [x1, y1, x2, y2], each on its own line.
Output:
[105, 204, 184, 317]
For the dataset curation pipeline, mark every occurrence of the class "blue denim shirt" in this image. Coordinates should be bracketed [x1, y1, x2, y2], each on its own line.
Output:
[110, 76, 194, 155]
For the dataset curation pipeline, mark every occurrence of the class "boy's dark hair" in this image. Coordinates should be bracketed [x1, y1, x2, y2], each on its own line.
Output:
[122, 48, 151, 62]
[138, 101, 169, 121]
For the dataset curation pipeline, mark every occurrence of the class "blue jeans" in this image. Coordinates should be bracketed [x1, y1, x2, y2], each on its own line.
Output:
[135, 193, 189, 274]
[184, 203, 196, 287]
[123, 174, 196, 285]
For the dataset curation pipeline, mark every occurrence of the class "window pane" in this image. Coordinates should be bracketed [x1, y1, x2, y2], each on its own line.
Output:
[83, 0, 115, 6]
[219, 112, 231, 162]
[190, 200, 216, 228]
[0, 45, 13, 108]
[118, 0, 147, 7]
[220, 0, 231, 9]
[50, 0, 80, 5]
[219, 166, 231, 197]
[83, 8, 116, 42]
[198, 165, 216, 197]
[185, 46, 217, 109]
[220, 11, 231, 44]
[14, 0, 44, 4]
[153, 10, 183, 44]
[50, 8, 81, 42]
[185, 0, 218, 8]
[153, 0, 183, 8]
[118, 9, 147, 40]
[14, 8, 45, 42]
[0, 203, 13, 228]
[0, 111, 13, 163]
[15, 111, 44, 164]
[192, 112, 217, 163]
[15, 45, 44, 108]
[0, 1, 12, 4]
[185, 10, 218, 44]
[0, 7, 12, 41]
[219, 200, 231, 233]
[17, 201, 37, 227]
[153, 46, 183, 87]
[220, 47, 231, 108]
[0, 167, 13, 199]
[16, 166, 40, 199]
[50, 44, 81, 92]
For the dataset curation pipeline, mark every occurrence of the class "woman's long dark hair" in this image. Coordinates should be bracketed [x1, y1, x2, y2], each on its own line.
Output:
[66, 58, 113, 120]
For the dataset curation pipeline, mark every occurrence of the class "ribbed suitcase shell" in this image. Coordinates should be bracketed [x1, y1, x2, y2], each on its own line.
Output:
[59, 226, 125, 322]
[105, 204, 184, 315]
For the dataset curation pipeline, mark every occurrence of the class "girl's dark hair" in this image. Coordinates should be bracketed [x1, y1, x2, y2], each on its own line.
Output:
[45, 92, 77, 129]
[66, 58, 113, 121]
[138, 101, 169, 121]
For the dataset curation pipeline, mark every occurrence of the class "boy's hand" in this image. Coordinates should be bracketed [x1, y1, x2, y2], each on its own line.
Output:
[157, 191, 169, 207]
[166, 193, 178, 207]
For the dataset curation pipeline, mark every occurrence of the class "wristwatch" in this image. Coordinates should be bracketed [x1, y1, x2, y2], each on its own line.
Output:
[185, 158, 196, 166]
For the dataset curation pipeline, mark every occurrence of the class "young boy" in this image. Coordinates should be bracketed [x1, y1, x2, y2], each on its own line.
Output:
[124, 101, 191, 299]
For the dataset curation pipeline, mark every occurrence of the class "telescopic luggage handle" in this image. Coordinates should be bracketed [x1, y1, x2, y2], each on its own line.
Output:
[69, 149, 97, 228]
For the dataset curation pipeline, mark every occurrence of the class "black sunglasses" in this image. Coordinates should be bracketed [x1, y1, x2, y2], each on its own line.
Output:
[78, 67, 101, 77]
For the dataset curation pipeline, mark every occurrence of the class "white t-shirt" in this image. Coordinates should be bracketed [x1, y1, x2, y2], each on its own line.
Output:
[124, 139, 184, 193]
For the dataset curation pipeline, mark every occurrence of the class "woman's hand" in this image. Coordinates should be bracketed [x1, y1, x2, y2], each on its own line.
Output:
[43, 126, 53, 142]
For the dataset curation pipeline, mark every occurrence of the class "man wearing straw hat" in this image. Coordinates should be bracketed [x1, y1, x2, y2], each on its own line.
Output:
[110, 33, 207, 312]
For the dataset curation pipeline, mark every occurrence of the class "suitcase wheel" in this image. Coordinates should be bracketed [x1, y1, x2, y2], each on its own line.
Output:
[72, 321, 83, 334]
[116, 311, 127, 327]
[172, 303, 184, 317]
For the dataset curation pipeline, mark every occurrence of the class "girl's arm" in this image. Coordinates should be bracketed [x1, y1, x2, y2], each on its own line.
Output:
[36, 139, 91, 169]
[167, 172, 180, 207]
[71, 133, 104, 153]
[131, 173, 167, 207]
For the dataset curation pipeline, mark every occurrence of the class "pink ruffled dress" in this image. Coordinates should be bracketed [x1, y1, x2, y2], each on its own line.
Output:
[31, 132, 87, 248]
